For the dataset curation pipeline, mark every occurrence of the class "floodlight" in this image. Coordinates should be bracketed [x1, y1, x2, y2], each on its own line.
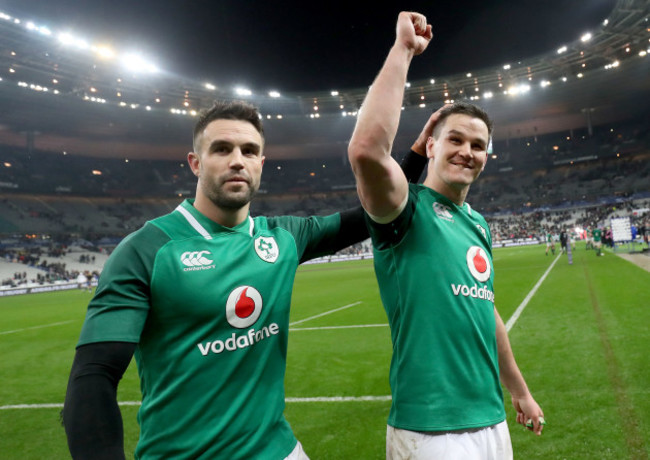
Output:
[507, 84, 530, 95]
[121, 53, 158, 73]
[58, 33, 89, 50]
[269, 91, 281, 98]
[235, 87, 252, 96]
[94, 46, 115, 59]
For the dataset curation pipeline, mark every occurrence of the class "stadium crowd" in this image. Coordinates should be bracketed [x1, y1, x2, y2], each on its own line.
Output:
[1, 115, 649, 289]
[0, 246, 101, 288]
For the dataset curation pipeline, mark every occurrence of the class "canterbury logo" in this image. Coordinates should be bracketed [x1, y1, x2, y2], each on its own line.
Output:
[433, 202, 454, 221]
[181, 251, 214, 267]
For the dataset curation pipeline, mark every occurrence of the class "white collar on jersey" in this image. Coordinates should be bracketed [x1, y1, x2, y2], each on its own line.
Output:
[175, 204, 254, 240]
[465, 202, 473, 216]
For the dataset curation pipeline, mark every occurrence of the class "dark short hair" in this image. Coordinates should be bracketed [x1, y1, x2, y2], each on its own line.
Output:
[432, 101, 493, 139]
[193, 100, 264, 152]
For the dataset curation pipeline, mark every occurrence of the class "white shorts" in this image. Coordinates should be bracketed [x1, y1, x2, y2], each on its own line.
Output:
[386, 421, 513, 460]
[284, 441, 310, 460]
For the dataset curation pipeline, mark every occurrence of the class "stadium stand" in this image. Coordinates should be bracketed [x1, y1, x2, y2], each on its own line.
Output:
[0, 0, 648, 293]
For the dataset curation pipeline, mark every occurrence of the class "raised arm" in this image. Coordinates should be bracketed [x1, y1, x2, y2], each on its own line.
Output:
[297, 144, 434, 262]
[494, 307, 545, 435]
[348, 12, 432, 221]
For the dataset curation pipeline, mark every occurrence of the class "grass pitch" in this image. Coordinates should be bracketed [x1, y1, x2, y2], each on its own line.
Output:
[1, 243, 649, 459]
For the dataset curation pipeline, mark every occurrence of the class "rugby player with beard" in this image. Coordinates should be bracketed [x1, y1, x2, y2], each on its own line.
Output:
[62, 100, 431, 459]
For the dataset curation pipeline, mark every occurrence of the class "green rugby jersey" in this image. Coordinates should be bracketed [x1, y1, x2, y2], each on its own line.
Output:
[367, 183, 505, 432]
[592, 228, 602, 242]
[78, 199, 342, 459]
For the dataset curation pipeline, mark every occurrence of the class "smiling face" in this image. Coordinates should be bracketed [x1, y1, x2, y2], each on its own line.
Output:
[424, 113, 489, 204]
[188, 118, 264, 224]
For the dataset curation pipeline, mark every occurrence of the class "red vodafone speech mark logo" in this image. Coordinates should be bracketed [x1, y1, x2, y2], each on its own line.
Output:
[226, 286, 263, 328]
[466, 246, 491, 283]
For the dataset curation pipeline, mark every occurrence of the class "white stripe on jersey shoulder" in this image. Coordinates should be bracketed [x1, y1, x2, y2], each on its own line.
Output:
[248, 216, 254, 236]
[466, 202, 473, 216]
[367, 192, 409, 224]
[175, 204, 213, 240]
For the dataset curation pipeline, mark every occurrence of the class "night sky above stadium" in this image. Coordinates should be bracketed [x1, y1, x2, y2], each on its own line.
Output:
[1, 0, 617, 92]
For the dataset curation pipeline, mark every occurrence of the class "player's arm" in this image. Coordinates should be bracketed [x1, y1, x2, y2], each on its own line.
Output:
[302, 146, 431, 260]
[494, 307, 545, 436]
[63, 341, 135, 459]
[348, 12, 432, 222]
[334, 107, 447, 248]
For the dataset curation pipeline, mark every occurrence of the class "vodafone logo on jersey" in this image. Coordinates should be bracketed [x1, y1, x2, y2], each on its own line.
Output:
[226, 286, 263, 328]
[466, 246, 491, 282]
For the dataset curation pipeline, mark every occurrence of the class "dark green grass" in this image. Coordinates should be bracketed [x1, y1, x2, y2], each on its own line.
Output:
[1, 243, 649, 458]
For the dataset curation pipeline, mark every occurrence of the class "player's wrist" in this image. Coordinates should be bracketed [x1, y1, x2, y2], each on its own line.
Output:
[410, 145, 426, 156]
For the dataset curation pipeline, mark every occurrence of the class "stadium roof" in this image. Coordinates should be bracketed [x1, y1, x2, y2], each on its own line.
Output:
[0, 0, 621, 90]
[0, 0, 649, 160]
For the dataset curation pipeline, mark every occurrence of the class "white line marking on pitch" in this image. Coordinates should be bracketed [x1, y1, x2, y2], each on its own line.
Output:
[4, 257, 560, 412]
[289, 301, 362, 326]
[0, 320, 75, 336]
[286, 395, 391, 403]
[290, 323, 388, 331]
[0, 403, 65, 410]
[1, 396, 392, 411]
[505, 253, 561, 332]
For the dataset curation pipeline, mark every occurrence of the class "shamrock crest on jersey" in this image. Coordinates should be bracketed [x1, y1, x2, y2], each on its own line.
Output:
[476, 224, 487, 240]
[254, 236, 279, 263]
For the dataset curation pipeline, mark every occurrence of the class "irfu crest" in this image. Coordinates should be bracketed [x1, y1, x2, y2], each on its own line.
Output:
[254, 236, 279, 263]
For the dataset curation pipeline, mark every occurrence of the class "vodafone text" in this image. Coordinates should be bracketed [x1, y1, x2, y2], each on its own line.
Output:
[451, 283, 495, 303]
[197, 323, 280, 356]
